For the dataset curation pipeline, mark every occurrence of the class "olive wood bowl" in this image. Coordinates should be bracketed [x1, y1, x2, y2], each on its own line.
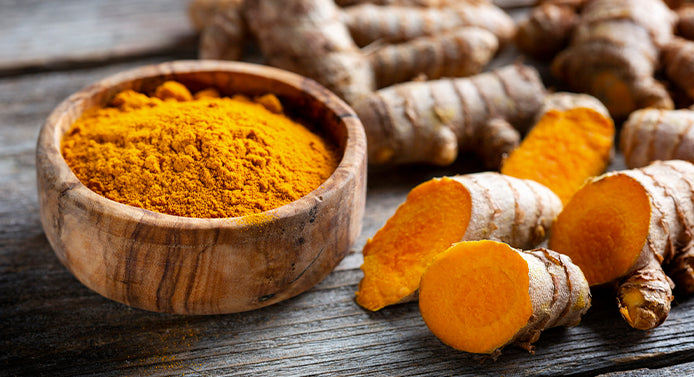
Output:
[36, 60, 367, 314]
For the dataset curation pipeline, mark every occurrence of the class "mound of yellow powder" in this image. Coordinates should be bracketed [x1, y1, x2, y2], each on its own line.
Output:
[61, 81, 339, 218]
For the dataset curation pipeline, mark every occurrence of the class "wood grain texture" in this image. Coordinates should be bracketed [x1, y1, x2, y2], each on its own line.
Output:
[0, 0, 197, 75]
[2, 61, 691, 377]
[3, 1, 694, 376]
[35, 60, 367, 315]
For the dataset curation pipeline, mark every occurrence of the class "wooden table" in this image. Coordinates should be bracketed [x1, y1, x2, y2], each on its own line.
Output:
[3, 1, 694, 376]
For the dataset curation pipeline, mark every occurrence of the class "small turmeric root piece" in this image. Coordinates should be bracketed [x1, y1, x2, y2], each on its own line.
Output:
[515, 2, 579, 60]
[419, 240, 591, 355]
[501, 107, 615, 205]
[549, 160, 694, 329]
[335, 0, 472, 7]
[551, 0, 677, 118]
[677, 4, 694, 40]
[341, 2, 516, 47]
[620, 108, 694, 169]
[356, 172, 562, 311]
[244, 0, 375, 105]
[663, 38, 694, 103]
[368, 27, 498, 88]
[189, 0, 246, 61]
[353, 64, 546, 167]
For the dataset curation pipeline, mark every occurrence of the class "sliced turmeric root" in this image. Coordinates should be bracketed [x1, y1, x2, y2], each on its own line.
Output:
[549, 160, 694, 329]
[549, 174, 651, 286]
[355, 172, 562, 311]
[501, 107, 614, 205]
[419, 240, 591, 355]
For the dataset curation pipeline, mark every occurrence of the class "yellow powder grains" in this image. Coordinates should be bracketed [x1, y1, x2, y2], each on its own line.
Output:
[61, 81, 339, 218]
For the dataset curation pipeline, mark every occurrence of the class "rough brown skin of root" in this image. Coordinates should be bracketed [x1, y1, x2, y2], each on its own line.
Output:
[620, 108, 694, 169]
[515, 3, 578, 60]
[341, 2, 516, 47]
[551, 0, 677, 119]
[355, 172, 562, 311]
[501, 107, 615, 205]
[663, 38, 694, 103]
[243, 0, 375, 105]
[419, 240, 591, 355]
[549, 160, 694, 329]
[335, 0, 485, 6]
[195, 0, 246, 61]
[354, 64, 546, 167]
[368, 27, 498, 89]
[677, 5, 694, 40]
[538, 92, 610, 119]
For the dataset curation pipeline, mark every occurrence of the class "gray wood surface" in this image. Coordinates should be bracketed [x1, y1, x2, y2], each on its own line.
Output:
[3, 1, 694, 376]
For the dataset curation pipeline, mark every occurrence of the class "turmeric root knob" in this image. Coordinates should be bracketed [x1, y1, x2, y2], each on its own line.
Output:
[419, 240, 591, 354]
[551, 0, 677, 118]
[549, 160, 694, 329]
[356, 172, 562, 311]
[354, 64, 546, 167]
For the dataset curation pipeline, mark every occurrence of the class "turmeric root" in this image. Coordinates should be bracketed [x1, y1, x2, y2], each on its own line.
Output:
[537, 91, 610, 119]
[419, 240, 591, 355]
[368, 27, 498, 88]
[501, 106, 614, 205]
[620, 108, 694, 168]
[551, 0, 677, 118]
[243, 0, 376, 105]
[356, 172, 562, 311]
[663, 38, 694, 103]
[549, 160, 694, 329]
[515, 2, 580, 59]
[195, 0, 246, 61]
[677, 4, 694, 39]
[353, 64, 546, 167]
[335, 0, 469, 6]
[341, 2, 516, 47]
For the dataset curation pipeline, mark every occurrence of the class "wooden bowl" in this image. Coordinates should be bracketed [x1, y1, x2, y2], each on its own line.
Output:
[36, 60, 367, 314]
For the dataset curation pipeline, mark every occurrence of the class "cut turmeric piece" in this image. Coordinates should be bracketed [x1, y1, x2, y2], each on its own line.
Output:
[549, 160, 694, 330]
[549, 174, 651, 285]
[356, 172, 562, 311]
[501, 107, 615, 205]
[419, 240, 591, 355]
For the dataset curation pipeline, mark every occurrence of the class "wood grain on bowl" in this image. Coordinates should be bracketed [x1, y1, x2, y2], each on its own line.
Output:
[36, 60, 367, 314]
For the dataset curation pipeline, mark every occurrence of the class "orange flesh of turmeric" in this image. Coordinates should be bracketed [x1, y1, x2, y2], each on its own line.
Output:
[419, 241, 532, 354]
[549, 174, 651, 286]
[501, 108, 614, 205]
[355, 177, 471, 311]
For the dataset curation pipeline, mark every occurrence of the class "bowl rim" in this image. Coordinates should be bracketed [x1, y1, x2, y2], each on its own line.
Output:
[37, 60, 367, 230]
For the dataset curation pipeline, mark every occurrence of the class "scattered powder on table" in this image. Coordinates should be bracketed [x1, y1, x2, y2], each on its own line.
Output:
[61, 81, 339, 218]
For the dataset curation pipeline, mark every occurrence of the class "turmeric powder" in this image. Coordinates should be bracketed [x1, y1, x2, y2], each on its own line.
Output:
[61, 81, 339, 218]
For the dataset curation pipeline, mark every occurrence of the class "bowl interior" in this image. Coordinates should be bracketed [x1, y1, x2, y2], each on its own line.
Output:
[46, 60, 364, 226]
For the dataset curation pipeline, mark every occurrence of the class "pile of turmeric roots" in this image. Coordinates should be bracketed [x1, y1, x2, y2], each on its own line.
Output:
[189, 0, 694, 357]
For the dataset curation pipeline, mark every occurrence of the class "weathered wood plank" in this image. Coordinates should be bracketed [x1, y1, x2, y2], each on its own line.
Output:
[1, 60, 693, 377]
[0, 0, 534, 76]
[598, 362, 694, 377]
[0, 0, 196, 75]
